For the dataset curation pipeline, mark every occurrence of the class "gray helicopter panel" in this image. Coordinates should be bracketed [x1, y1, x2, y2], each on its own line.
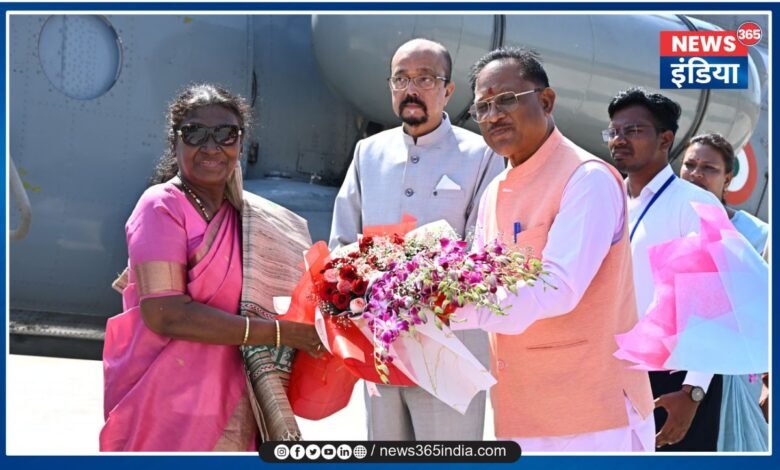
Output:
[10, 14, 252, 316]
[8, 13, 769, 330]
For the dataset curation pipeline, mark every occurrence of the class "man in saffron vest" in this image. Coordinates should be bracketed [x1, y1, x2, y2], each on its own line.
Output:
[450, 47, 655, 451]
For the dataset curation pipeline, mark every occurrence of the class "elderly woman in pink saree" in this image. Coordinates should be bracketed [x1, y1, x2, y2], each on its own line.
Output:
[100, 84, 323, 452]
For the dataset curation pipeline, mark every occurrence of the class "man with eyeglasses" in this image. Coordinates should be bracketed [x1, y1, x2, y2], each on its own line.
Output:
[607, 88, 724, 451]
[329, 38, 504, 441]
[449, 47, 654, 451]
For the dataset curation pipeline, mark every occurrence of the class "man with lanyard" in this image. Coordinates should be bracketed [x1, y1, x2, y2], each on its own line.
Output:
[329, 38, 504, 440]
[450, 47, 655, 452]
[606, 87, 724, 451]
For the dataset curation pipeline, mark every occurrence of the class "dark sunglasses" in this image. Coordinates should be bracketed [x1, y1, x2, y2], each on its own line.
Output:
[176, 124, 242, 146]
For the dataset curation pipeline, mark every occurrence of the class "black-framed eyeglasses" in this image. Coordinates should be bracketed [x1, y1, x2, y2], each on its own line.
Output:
[388, 75, 448, 91]
[469, 89, 543, 122]
[176, 124, 242, 147]
[601, 125, 665, 143]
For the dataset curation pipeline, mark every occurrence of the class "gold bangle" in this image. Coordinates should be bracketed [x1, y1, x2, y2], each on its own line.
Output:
[275, 319, 281, 350]
[241, 315, 250, 345]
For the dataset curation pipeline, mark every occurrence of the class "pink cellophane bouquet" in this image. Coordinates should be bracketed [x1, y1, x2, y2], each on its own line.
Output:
[614, 203, 768, 374]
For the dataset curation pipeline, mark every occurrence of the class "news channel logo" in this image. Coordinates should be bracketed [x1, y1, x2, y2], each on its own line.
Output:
[659, 22, 761, 89]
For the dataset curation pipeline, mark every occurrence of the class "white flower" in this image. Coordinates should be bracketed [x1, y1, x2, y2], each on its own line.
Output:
[350, 298, 366, 314]
[324, 269, 338, 283]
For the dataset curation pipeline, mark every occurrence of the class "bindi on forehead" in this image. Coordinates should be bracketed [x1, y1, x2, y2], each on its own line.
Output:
[475, 85, 503, 101]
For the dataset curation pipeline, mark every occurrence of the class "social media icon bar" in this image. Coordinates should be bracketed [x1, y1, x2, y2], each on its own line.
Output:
[260, 440, 521, 463]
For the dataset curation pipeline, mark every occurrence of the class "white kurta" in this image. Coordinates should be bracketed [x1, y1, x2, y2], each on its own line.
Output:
[452, 161, 655, 451]
[329, 113, 505, 440]
[329, 113, 505, 248]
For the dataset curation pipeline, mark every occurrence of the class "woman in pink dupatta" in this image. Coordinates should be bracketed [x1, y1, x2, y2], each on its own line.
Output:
[100, 84, 322, 452]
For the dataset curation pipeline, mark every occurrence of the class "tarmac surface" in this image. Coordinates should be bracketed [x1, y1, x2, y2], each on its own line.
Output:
[6, 354, 494, 454]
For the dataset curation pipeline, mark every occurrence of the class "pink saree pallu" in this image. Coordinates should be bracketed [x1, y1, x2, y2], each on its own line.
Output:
[101, 185, 251, 451]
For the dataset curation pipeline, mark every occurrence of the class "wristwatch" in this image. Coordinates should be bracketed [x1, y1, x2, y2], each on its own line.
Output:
[684, 385, 706, 403]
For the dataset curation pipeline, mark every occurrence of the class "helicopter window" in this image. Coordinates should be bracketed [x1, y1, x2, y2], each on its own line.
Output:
[38, 15, 122, 100]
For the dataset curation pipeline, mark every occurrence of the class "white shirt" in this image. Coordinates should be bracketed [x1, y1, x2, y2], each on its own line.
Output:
[627, 164, 723, 391]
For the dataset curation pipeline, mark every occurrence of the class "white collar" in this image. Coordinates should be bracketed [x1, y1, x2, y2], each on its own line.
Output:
[401, 112, 451, 147]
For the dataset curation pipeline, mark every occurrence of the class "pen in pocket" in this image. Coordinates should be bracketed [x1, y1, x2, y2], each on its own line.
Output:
[513, 222, 522, 244]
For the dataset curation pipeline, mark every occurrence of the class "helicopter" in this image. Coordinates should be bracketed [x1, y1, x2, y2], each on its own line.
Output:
[8, 12, 768, 359]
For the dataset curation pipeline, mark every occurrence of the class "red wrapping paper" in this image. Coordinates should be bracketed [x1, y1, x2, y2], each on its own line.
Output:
[286, 216, 418, 420]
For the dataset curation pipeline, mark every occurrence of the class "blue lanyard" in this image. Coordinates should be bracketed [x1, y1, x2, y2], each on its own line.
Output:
[629, 175, 676, 242]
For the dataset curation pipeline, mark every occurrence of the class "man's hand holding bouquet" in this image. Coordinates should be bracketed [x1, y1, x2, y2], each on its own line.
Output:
[280, 215, 549, 418]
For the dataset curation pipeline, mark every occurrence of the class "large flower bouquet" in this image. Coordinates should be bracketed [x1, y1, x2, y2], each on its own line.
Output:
[615, 203, 768, 375]
[281, 216, 548, 418]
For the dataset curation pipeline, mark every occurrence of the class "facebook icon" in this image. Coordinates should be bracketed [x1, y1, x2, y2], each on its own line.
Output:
[290, 444, 306, 460]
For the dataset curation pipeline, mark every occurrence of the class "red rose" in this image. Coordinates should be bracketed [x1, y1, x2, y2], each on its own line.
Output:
[359, 236, 374, 253]
[318, 282, 337, 300]
[391, 233, 405, 245]
[332, 293, 350, 310]
[339, 264, 358, 281]
[351, 279, 368, 296]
